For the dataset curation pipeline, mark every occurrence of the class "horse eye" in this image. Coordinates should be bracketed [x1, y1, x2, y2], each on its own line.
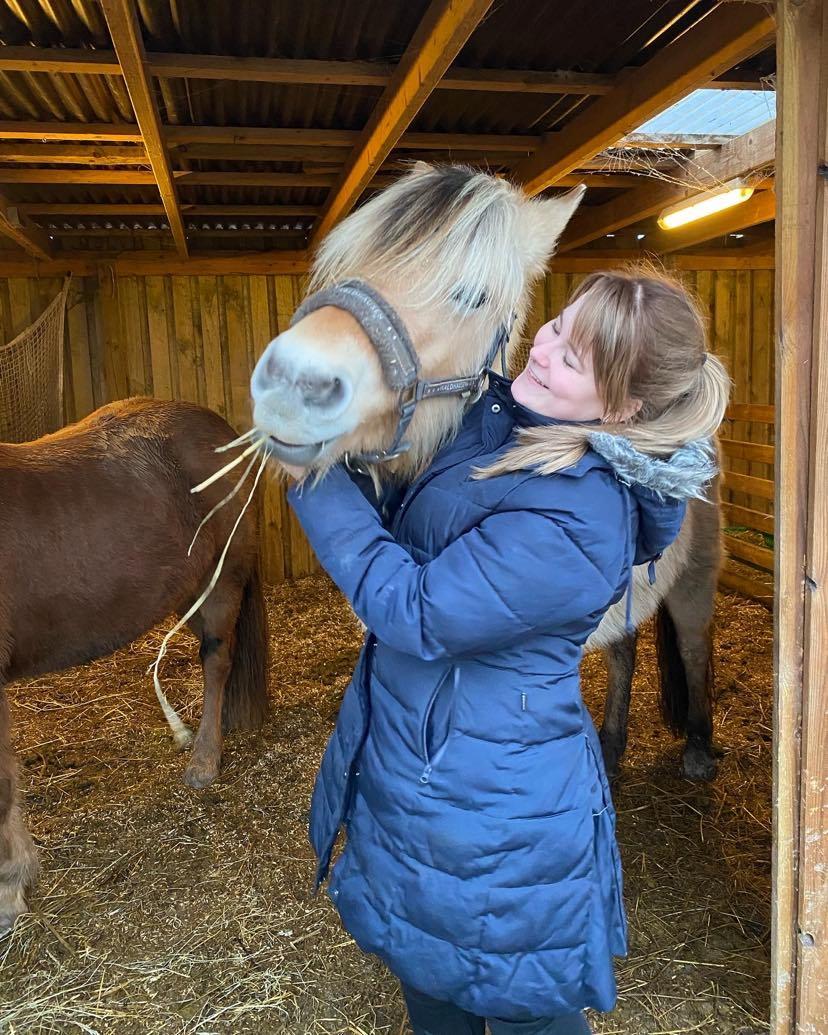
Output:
[451, 286, 489, 310]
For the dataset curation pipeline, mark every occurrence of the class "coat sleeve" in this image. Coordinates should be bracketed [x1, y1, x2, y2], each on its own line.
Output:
[288, 465, 625, 661]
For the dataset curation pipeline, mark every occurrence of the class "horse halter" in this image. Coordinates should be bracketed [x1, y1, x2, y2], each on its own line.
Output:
[290, 278, 514, 466]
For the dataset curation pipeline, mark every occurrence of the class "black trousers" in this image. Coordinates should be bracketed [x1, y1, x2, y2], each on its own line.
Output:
[402, 984, 593, 1035]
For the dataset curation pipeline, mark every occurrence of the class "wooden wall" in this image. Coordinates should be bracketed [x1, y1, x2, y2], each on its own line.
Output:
[0, 266, 775, 586]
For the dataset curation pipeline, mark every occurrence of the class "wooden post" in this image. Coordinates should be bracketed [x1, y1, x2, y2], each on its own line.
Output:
[773, 1, 828, 1032]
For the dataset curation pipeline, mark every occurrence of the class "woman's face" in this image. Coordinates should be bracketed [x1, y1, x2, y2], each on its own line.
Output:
[511, 294, 606, 421]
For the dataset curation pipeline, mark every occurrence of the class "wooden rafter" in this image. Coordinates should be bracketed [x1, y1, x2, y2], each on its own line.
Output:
[0, 143, 149, 165]
[0, 122, 144, 142]
[643, 188, 775, 253]
[0, 170, 339, 187]
[311, 0, 494, 246]
[560, 118, 776, 251]
[511, 4, 775, 195]
[100, 0, 188, 257]
[0, 46, 768, 94]
[0, 247, 773, 279]
[0, 191, 52, 260]
[21, 204, 320, 217]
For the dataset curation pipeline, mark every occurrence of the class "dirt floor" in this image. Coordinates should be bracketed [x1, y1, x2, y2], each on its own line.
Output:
[1, 575, 772, 1035]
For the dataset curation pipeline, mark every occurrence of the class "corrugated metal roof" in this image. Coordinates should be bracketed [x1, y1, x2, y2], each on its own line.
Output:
[636, 88, 776, 137]
[0, 0, 776, 254]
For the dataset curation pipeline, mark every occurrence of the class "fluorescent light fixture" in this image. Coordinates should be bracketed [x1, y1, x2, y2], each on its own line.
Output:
[657, 179, 755, 230]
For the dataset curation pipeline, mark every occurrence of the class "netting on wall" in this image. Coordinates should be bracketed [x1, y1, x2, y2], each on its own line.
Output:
[0, 278, 70, 443]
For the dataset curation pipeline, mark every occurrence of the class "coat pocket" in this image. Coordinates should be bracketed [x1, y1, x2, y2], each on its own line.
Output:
[418, 666, 458, 785]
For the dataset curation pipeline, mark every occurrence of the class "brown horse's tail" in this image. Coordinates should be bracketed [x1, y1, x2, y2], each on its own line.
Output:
[654, 603, 689, 735]
[222, 565, 270, 732]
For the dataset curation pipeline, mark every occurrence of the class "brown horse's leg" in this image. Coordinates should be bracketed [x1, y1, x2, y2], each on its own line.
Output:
[599, 632, 637, 781]
[183, 583, 243, 790]
[0, 686, 38, 932]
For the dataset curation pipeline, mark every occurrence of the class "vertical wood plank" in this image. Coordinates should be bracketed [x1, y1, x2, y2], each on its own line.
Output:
[172, 276, 200, 404]
[773, 2, 827, 1031]
[0, 280, 11, 343]
[222, 275, 253, 430]
[98, 273, 127, 401]
[66, 281, 95, 419]
[119, 275, 152, 397]
[731, 270, 753, 501]
[8, 278, 31, 338]
[751, 270, 774, 517]
[146, 276, 174, 401]
[198, 275, 228, 419]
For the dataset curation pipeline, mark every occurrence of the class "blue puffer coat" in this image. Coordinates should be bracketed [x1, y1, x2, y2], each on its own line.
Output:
[288, 373, 715, 1021]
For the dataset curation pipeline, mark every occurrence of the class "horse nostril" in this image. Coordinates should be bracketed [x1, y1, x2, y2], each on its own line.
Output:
[300, 374, 346, 410]
[265, 350, 285, 384]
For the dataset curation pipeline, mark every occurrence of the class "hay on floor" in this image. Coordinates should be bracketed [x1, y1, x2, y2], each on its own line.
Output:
[2, 576, 772, 1034]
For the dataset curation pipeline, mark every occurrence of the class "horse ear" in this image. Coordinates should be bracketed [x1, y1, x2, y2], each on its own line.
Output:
[524, 184, 586, 271]
[410, 160, 433, 177]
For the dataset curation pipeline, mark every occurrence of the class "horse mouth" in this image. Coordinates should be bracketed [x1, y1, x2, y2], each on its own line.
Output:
[267, 435, 330, 466]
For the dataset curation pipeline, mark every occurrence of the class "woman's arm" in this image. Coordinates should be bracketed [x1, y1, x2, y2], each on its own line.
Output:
[288, 465, 625, 660]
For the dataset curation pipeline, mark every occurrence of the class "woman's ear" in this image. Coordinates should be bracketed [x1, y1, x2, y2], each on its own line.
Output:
[621, 398, 643, 422]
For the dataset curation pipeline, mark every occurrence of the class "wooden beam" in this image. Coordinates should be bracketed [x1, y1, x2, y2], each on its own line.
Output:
[725, 533, 774, 573]
[774, 1, 828, 1032]
[100, 0, 188, 256]
[0, 45, 773, 95]
[727, 402, 776, 423]
[0, 46, 122, 74]
[0, 122, 143, 141]
[0, 169, 338, 187]
[719, 560, 773, 605]
[0, 192, 52, 260]
[0, 250, 310, 276]
[0, 142, 149, 165]
[165, 125, 538, 151]
[20, 203, 320, 217]
[0, 46, 616, 95]
[0, 246, 774, 279]
[616, 132, 735, 149]
[169, 142, 353, 164]
[644, 188, 775, 253]
[511, 4, 776, 195]
[722, 502, 775, 536]
[439, 66, 614, 95]
[560, 119, 776, 251]
[311, 0, 494, 245]
[720, 437, 775, 464]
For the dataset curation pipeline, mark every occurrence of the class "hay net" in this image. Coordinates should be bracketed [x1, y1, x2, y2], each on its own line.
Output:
[0, 277, 70, 443]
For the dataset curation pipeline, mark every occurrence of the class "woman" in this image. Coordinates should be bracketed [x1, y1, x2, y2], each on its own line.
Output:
[285, 268, 729, 1034]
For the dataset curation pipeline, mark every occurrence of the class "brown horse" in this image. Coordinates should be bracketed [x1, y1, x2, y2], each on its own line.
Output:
[0, 397, 269, 931]
[251, 162, 722, 782]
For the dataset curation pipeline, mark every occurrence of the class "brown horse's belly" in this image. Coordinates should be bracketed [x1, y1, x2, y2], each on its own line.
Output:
[4, 494, 200, 683]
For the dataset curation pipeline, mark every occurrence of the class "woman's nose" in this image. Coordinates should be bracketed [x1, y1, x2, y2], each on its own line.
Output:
[529, 340, 550, 367]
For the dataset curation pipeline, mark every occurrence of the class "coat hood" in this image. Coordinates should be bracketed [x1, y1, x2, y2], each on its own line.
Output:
[587, 431, 717, 567]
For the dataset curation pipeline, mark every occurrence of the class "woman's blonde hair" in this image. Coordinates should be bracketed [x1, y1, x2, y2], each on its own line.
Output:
[482, 263, 731, 477]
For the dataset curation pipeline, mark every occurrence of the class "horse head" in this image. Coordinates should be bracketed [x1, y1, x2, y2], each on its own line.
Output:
[250, 163, 584, 482]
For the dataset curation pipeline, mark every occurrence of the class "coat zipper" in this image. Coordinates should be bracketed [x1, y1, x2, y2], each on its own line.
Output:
[419, 667, 457, 785]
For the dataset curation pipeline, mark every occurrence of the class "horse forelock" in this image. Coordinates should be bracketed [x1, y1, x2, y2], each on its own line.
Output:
[310, 164, 528, 324]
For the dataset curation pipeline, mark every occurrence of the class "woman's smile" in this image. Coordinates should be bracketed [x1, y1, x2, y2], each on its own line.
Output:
[527, 364, 549, 390]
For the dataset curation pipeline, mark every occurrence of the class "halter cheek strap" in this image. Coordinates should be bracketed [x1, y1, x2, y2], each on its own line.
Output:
[291, 278, 514, 465]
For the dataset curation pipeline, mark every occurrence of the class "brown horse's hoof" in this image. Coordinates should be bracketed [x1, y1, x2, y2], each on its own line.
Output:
[183, 756, 220, 789]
